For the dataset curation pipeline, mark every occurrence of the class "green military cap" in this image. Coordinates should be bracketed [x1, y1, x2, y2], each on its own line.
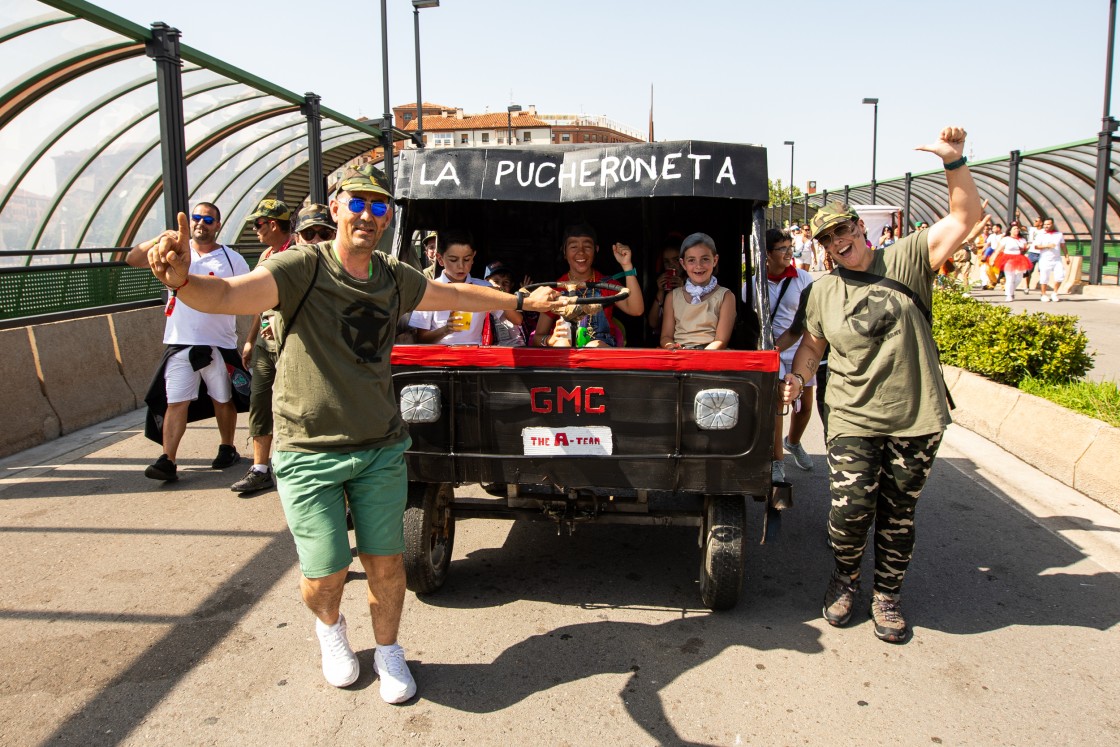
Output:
[809, 202, 860, 239]
[248, 198, 291, 221]
[294, 203, 334, 232]
[336, 162, 393, 199]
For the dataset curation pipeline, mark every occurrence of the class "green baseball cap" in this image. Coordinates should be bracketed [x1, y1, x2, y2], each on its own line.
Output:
[336, 162, 392, 199]
[248, 198, 291, 221]
[294, 203, 334, 232]
[809, 202, 860, 239]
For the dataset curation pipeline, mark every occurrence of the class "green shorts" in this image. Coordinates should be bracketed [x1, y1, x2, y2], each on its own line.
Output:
[273, 437, 411, 578]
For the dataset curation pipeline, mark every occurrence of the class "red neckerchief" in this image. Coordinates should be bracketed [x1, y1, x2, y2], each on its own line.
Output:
[767, 265, 798, 282]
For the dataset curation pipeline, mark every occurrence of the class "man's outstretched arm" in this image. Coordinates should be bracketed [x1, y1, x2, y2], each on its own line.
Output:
[150, 212, 279, 315]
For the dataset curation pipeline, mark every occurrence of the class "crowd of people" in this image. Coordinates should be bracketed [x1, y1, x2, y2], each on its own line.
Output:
[125, 125, 996, 707]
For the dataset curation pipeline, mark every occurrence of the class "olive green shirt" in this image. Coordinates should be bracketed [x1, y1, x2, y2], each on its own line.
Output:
[263, 242, 428, 453]
[804, 230, 951, 439]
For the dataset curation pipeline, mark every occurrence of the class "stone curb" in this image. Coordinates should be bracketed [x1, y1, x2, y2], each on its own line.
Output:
[946, 365, 1119, 515]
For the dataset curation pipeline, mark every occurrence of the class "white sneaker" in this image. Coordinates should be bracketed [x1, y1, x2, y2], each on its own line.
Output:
[374, 643, 417, 703]
[316, 615, 359, 688]
[783, 437, 814, 470]
[1040, 295, 1050, 303]
[1050, 293, 1060, 303]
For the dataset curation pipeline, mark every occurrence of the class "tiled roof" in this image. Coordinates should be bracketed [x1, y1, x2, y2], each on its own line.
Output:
[396, 102, 457, 111]
[401, 112, 551, 131]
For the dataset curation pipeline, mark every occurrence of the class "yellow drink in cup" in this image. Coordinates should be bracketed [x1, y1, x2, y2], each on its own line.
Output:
[448, 310, 472, 332]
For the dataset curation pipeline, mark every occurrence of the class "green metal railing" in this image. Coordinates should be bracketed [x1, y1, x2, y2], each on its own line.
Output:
[0, 245, 264, 324]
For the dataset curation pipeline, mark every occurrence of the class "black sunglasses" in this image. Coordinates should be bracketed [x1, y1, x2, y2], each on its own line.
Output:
[299, 226, 335, 241]
[254, 219, 271, 230]
[190, 214, 215, 225]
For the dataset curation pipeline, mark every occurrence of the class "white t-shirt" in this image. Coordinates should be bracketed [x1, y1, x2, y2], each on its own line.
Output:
[1034, 230, 1065, 261]
[998, 236, 1026, 255]
[767, 268, 814, 367]
[163, 244, 250, 347]
[408, 273, 490, 344]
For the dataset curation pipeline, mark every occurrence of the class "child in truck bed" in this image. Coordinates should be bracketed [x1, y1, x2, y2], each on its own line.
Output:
[659, 232, 736, 350]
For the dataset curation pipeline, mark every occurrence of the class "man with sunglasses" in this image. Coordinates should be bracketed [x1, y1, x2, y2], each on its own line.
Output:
[126, 202, 250, 482]
[249, 199, 293, 254]
[144, 162, 563, 704]
[232, 203, 336, 494]
[779, 126, 982, 644]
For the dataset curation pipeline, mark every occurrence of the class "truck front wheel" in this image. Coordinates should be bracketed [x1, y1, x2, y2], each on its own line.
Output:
[403, 482, 455, 594]
[699, 495, 746, 610]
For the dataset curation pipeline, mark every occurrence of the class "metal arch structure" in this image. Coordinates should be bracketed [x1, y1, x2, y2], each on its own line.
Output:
[802, 138, 1119, 281]
[1, 0, 393, 262]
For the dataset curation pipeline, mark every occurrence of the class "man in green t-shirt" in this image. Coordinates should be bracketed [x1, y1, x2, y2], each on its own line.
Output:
[144, 163, 561, 703]
[780, 126, 982, 644]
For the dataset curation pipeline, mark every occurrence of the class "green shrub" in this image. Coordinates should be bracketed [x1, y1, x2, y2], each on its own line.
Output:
[1019, 376, 1120, 427]
[932, 288, 1094, 386]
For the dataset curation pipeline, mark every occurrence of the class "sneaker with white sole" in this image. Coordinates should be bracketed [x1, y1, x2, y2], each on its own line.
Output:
[771, 460, 786, 484]
[1040, 295, 1050, 303]
[373, 643, 417, 704]
[783, 437, 814, 470]
[316, 615, 359, 688]
[1050, 292, 1060, 303]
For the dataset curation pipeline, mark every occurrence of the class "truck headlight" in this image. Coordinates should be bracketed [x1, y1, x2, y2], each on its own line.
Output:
[694, 389, 739, 430]
[400, 384, 441, 423]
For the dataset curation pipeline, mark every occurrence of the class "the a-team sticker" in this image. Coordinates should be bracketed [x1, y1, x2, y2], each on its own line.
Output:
[522, 426, 613, 456]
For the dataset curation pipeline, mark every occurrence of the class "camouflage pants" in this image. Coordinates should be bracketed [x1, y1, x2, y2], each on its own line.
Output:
[827, 432, 942, 594]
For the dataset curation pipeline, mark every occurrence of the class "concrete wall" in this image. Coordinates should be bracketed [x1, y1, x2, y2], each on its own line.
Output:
[0, 306, 251, 459]
[0, 327, 60, 455]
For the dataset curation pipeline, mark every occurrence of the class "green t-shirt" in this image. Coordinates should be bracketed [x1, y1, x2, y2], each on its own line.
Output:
[804, 230, 951, 439]
[263, 242, 428, 453]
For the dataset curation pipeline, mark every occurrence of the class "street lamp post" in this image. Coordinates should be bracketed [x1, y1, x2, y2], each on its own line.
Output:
[783, 140, 795, 227]
[1091, 0, 1118, 284]
[379, 0, 394, 190]
[507, 104, 522, 145]
[412, 0, 439, 148]
[862, 97, 879, 203]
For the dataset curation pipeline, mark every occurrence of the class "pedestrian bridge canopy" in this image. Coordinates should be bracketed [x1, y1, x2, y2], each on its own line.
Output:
[0, 0, 386, 266]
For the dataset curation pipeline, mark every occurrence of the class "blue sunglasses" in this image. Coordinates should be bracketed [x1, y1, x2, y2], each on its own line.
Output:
[190, 214, 216, 225]
[345, 197, 389, 217]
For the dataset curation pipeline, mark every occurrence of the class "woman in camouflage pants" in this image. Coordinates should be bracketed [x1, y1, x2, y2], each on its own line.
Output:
[780, 126, 982, 643]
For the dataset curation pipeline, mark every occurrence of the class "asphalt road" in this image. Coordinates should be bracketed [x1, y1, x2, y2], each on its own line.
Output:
[1, 409, 1117, 746]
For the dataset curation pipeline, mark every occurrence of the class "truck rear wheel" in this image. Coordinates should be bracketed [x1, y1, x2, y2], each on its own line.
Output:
[403, 482, 455, 594]
[699, 495, 746, 610]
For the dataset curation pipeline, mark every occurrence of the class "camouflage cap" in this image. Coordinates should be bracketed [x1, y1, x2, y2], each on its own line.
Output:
[336, 162, 392, 199]
[247, 198, 291, 221]
[422, 230, 438, 244]
[294, 203, 334, 232]
[809, 202, 860, 239]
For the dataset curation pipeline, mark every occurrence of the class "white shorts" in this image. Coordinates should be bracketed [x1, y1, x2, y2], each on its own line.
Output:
[780, 358, 818, 387]
[1037, 255, 1066, 286]
[164, 347, 232, 404]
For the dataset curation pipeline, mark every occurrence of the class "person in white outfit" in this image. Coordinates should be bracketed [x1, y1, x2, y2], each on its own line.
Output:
[1033, 218, 1067, 302]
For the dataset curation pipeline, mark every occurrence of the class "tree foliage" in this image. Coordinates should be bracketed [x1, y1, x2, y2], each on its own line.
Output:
[768, 178, 803, 208]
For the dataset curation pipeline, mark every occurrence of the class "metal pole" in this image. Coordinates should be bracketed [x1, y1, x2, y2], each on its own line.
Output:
[507, 111, 512, 145]
[302, 93, 325, 204]
[843, 184, 850, 205]
[870, 102, 878, 203]
[1006, 150, 1021, 228]
[380, 0, 394, 191]
[413, 7, 423, 147]
[785, 141, 795, 227]
[903, 172, 912, 235]
[1091, 0, 1118, 284]
[145, 23, 189, 228]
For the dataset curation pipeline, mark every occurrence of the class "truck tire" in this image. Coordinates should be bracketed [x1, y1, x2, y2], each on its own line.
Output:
[403, 482, 455, 594]
[699, 495, 746, 611]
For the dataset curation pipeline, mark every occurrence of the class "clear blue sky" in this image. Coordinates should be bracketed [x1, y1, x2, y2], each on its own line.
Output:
[94, 0, 1116, 194]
